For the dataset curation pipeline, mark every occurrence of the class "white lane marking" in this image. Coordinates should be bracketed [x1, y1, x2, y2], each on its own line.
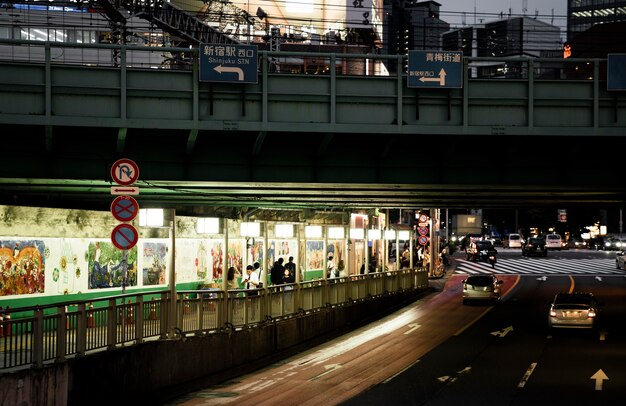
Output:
[518, 362, 537, 388]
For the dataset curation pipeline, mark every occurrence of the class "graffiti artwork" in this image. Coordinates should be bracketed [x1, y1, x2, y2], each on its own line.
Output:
[87, 241, 137, 289]
[142, 242, 167, 286]
[0, 240, 45, 296]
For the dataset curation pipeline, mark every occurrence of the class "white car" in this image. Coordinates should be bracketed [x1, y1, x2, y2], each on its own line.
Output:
[504, 233, 522, 248]
[544, 234, 563, 250]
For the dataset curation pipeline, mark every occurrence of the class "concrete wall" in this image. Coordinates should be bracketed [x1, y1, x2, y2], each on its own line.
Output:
[0, 288, 424, 404]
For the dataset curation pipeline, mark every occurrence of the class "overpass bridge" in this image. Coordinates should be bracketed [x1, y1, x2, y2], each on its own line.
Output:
[1, 39, 625, 214]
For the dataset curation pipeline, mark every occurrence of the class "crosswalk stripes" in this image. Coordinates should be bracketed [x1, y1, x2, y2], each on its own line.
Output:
[453, 257, 624, 275]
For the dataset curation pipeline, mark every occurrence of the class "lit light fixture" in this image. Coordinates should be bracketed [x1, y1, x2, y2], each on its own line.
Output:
[305, 225, 322, 239]
[197, 217, 220, 234]
[398, 230, 411, 240]
[275, 223, 294, 238]
[328, 227, 345, 239]
[350, 228, 365, 239]
[240, 222, 261, 237]
[139, 208, 164, 227]
[368, 229, 381, 240]
[384, 230, 397, 240]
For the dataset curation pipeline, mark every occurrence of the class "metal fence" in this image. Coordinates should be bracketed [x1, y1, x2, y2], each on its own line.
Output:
[0, 38, 601, 80]
[0, 267, 429, 372]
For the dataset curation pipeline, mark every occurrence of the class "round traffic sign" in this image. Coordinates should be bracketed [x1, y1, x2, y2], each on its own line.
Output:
[418, 235, 429, 246]
[417, 226, 429, 236]
[111, 223, 139, 250]
[111, 158, 140, 186]
[111, 196, 139, 222]
[418, 214, 429, 223]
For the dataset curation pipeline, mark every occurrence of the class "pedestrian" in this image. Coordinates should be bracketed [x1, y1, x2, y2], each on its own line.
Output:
[254, 262, 264, 288]
[242, 265, 260, 294]
[285, 256, 296, 276]
[226, 266, 240, 290]
[327, 255, 337, 278]
[283, 261, 296, 284]
[270, 257, 285, 285]
[401, 246, 410, 269]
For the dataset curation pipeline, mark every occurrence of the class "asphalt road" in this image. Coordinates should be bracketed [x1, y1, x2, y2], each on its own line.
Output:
[344, 250, 626, 405]
[169, 250, 626, 406]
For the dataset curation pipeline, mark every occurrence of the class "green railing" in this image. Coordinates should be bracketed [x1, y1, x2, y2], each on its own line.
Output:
[0, 267, 429, 372]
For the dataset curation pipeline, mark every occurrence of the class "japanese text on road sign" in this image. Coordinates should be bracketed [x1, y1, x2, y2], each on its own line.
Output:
[408, 51, 463, 89]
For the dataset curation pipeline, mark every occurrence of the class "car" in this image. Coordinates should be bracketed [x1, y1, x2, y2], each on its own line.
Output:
[602, 237, 626, 251]
[462, 274, 504, 304]
[465, 240, 498, 264]
[567, 237, 587, 249]
[548, 292, 600, 330]
[587, 237, 605, 251]
[521, 237, 548, 257]
[616, 251, 626, 270]
[544, 233, 563, 250]
[503, 233, 523, 249]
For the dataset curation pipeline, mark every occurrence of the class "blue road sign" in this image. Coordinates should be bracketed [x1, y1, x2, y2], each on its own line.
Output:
[607, 54, 626, 91]
[111, 223, 139, 251]
[199, 43, 258, 84]
[111, 196, 139, 222]
[408, 51, 463, 89]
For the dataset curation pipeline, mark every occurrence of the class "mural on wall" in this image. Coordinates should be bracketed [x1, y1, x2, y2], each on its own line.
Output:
[209, 240, 224, 280]
[142, 242, 167, 286]
[247, 239, 264, 268]
[267, 239, 296, 267]
[55, 239, 78, 294]
[228, 240, 244, 273]
[196, 240, 208, 280]
[0, 239, 45, 296]
[306, 240, 324, 271]
[172, 239, 204, 283]
[87, 241, 137, 289]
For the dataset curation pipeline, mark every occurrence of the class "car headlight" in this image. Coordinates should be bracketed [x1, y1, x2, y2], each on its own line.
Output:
[588, 309, 597, 318]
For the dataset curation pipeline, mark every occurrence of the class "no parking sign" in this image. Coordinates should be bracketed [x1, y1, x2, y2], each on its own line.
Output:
[111, 223, 139, 250]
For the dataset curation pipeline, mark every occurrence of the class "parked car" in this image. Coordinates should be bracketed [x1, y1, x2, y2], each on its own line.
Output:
[503, 233, 523, 249]
[522, 237, 548, 257]
[544, 233, 563, 250]
[616, 251, 626, 270]
[567, 237, 587, 249]
[548, 292, 600, 330]
[462, 274, 504, 304]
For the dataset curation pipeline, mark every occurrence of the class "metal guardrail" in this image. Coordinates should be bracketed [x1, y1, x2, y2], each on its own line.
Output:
[0, 38, 603, 80]
[0, 268, 429, 372]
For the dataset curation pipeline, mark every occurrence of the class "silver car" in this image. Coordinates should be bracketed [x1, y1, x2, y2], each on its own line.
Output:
[548, 292, 599, 330]
[462, 274, 503, 304]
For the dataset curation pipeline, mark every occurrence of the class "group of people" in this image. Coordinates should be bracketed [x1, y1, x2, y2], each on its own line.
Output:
[226, 256, 298, 292]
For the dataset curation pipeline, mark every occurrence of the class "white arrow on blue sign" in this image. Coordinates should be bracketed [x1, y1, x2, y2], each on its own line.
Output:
[408, 51, 463, 89]
[199, 43, 258, 84]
